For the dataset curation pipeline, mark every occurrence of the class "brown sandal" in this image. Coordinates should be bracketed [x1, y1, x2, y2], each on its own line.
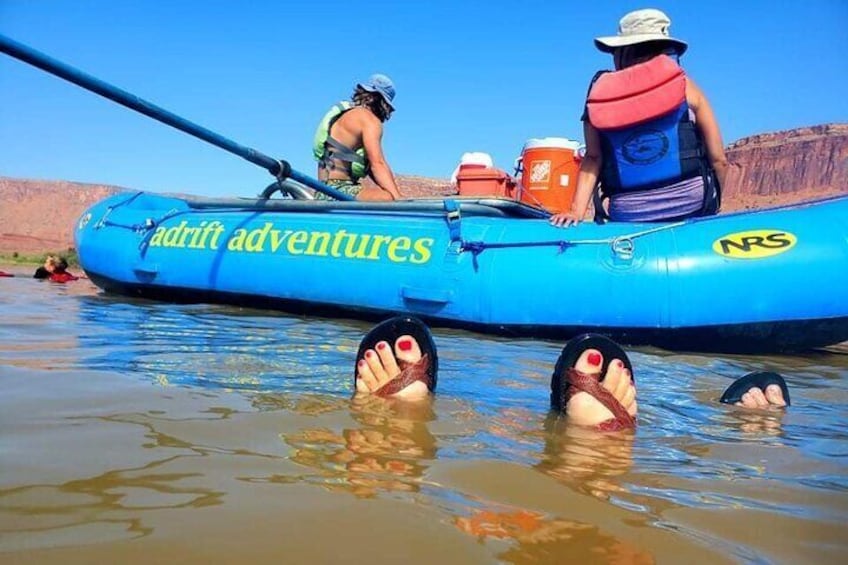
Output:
[354, 316, 438, 396]
[550, 334, 636, 431]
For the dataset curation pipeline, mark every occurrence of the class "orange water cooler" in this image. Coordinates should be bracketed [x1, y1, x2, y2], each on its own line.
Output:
[455, 164, 516, 199]
[516, 137, 582, 213]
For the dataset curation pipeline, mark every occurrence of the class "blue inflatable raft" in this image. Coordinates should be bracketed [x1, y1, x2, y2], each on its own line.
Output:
[4, 33, 846, 352]
[75, 191, 848, 352]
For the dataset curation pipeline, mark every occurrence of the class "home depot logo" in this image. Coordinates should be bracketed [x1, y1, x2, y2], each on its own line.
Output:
[529, 160, 551, 184]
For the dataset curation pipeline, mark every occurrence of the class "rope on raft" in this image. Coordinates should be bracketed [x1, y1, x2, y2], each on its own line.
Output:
[457, 222, 685, 270]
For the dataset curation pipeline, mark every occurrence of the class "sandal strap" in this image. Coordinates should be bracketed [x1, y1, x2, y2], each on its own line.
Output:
[564, 368, 636, 430]
[374, 354, 432, 397]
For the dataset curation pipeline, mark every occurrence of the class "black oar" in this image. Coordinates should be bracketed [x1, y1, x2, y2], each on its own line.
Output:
[0, 34, 353, 201]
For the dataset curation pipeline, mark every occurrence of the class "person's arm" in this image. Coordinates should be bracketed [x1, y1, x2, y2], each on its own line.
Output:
[550, 122, 602, 227]
[686, 78, 728, 188]
[361, 114, 401, 200]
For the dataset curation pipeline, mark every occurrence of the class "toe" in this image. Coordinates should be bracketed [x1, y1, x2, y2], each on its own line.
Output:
[764, 384, 787, 407]
[574, 348, 603, 375]
[375, 340, 400, 377]
[748, 387, 769, 408]
[620, 378, 637, 413]
[600, 359, 627, 397]
[394, 335, 422, 365]
[612, 361, 631, 398]
[356, 359, 378, 392]
[363, 349, 391, 388]
[739, 387, 770, 408]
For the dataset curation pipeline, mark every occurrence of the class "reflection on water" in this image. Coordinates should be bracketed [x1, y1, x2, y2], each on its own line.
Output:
[1, 273, 847, 563]
[282, 396, 438, 498]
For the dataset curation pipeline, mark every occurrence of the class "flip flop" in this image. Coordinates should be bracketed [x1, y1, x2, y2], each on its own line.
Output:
[719, 371, 790, 406]
[550, 333, 636, 431]
[354, 316, 438, 397]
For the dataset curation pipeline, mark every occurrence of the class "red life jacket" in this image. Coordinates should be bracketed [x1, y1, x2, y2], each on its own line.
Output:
[587, 55, 686, 130]
[49, 271, 79, 283]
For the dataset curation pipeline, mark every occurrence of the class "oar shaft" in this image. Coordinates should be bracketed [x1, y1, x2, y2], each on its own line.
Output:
[0, 34, 353, 201]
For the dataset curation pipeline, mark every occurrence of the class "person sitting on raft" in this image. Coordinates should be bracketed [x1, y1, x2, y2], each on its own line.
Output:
[33, 255, 79, 283]
[353, 317, 790, 431]
[551, 8, 728, 226]
[313, 74, 403, 202]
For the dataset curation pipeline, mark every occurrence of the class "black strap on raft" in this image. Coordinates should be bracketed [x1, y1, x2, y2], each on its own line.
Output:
[443, 199, 575, 270]
[444, 199, 462, 244]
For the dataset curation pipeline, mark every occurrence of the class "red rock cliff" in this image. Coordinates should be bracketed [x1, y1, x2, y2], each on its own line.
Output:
[723, 123, 848, 210]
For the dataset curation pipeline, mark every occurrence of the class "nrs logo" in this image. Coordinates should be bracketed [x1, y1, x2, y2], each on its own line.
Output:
[712, 230, 797, 259]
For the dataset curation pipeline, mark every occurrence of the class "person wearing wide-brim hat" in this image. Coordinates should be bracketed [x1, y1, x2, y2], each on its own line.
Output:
[313, 74, 402, 201]
[550, 9, 728, 226]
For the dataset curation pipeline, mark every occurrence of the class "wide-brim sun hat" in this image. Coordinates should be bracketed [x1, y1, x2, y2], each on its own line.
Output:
[594, 8, 688, 55]
[357, 73, 396, 110]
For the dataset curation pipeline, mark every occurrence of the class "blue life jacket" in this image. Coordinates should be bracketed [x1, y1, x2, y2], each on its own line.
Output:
[586, 56, 709, 195]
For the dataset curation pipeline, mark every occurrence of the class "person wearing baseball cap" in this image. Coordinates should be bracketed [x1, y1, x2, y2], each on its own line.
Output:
[313, 73, 402, 201]
[551, 9, 728, 226]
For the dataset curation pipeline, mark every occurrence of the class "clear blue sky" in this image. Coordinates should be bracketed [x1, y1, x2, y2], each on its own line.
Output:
[1, 1, 846, 197]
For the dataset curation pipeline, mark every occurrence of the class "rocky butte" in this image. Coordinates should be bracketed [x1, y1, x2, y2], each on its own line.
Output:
[0, 123, 845, 254]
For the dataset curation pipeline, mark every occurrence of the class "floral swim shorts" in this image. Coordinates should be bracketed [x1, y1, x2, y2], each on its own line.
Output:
[314, 179, 361, 200]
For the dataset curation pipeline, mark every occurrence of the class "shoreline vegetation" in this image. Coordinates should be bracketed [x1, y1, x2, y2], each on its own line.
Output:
[0, 250, 79, 268]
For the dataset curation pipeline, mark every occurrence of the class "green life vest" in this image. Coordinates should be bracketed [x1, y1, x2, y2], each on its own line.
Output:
[313, 101, 368, 180]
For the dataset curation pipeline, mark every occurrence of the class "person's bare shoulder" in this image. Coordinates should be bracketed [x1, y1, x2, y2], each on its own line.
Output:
[346, 106, 378, 125]
[685, 77, 705, 110]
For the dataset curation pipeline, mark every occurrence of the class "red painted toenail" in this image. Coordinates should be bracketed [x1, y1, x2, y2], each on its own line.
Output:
[358, 360, 366, 367]
[398, 339, 413, 351]
[365, 351, 374, 358]
[587, 352, 601, 366]
[377, 342, 386, 350]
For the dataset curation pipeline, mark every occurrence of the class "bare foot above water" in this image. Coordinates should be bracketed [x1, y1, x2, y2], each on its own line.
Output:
[353, 316, 437, 401]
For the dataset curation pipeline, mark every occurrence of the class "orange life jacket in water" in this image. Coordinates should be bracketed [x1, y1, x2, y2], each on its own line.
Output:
[49, 271, 79, 283]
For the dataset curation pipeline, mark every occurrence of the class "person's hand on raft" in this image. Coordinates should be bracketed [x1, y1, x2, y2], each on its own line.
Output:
[549, 210, 583, 228]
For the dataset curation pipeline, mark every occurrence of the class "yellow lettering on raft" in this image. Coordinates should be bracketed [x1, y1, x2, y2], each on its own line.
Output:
[344, 234, 373, 259]
[228, 228, 247, 251]
[387, 236, 412, 262]
[286, 231, 309, 254]
[410, 238, 434, 264]
[245, 222, 273, 252]
[367, 235, 392, 260]
[208, 223, 225, 250]
[305, 231, 332, 256]
[149, 227, 166, 247]
[162, 220, 188, 247]
[187, 222, 206, 248]
[146, 220, 436, 265]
